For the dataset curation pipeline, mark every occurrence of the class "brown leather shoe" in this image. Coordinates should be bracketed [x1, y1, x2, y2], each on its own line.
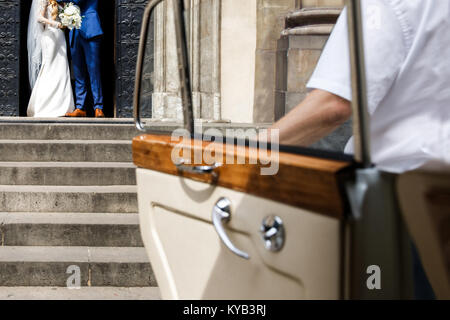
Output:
[95, 109, 105, 118]
[65, 109, 87, 117]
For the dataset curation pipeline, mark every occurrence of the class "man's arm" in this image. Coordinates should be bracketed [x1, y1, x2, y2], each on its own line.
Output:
[268, 89, 352, 146]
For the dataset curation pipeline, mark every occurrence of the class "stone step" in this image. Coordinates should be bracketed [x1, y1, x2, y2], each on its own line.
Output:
[0, 162, 136, 186]
[0, 212, 143, 247]
[0, 121, 139, 141]
[0, 185, 137, 213]
[0, 118, 270, 140]
[0, 286, 160, 300]
[0, 246, 156, 287]
[0, 140, 132, 162]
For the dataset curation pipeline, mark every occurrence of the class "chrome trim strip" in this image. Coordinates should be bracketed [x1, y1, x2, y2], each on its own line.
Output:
[346, 0, 372, 168]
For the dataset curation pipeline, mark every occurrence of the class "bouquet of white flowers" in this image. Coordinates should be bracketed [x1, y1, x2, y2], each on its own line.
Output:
[59, 3, 83, 30]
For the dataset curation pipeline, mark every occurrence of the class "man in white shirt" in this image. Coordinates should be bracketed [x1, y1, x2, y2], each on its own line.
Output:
[271, 0, 450, 174]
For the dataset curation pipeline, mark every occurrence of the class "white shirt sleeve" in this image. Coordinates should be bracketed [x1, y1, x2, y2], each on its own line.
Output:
[307, 1, 407, 115]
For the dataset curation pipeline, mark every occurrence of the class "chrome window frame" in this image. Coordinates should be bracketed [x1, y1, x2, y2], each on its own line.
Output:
[346, 0, 372, 168]
[133, 0, 371, 165]
[133, 0, 194, 134]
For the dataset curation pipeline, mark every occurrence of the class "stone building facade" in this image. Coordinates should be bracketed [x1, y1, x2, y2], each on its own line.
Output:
[146, 0, 345, 127]
[0, 0, 345, 122]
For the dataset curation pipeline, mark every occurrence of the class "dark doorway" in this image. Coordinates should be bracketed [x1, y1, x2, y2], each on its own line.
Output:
[19, 0, 116, 117]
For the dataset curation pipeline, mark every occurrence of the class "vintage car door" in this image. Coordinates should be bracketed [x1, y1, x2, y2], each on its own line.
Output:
[397, 168, 450, 299]
[132, 0, 414, 300]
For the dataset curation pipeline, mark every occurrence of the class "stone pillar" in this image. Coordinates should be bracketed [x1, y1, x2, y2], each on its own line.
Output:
[152, 0, 183, 121]
[193, 0, 221, 121]
[190, 0, 201, 119]
[211, 0, 221, 121]
[189, 0, 222, 121]
[151, 0, 222, 122]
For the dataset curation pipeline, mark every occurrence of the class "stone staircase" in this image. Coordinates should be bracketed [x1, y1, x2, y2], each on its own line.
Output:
[0, 120, 159, 300]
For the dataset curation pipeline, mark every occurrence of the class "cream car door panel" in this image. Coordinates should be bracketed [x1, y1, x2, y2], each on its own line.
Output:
[137, 168, 342, 300]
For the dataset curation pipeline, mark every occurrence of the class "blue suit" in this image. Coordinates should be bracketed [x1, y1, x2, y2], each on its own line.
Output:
[59, 0, 104, 111]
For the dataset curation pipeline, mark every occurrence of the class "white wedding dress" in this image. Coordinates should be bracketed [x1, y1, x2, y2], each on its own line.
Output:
[27, 0, 74, 117]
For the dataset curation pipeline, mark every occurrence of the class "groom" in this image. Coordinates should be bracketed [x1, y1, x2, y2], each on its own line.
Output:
[60, 0, 105, 118]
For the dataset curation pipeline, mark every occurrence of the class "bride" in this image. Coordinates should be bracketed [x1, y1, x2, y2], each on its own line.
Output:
[27, 0, 75, 117]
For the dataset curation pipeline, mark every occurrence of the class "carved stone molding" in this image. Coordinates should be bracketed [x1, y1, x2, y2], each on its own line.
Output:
[0, 1, 20, 116]
[282, 7, 341, 36]
[116, 0, 149, 118]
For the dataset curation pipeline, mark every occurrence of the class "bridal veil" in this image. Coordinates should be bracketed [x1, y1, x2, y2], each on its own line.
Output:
[28, 0, 45, 89]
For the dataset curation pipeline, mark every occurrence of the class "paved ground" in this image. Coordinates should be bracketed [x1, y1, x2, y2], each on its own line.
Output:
[0, 287, 161, 300]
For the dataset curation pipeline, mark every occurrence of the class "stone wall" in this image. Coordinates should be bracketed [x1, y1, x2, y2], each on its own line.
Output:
[147, 0, 346, 125]
[148, 0, 300, 124]
[252, 0, 298, 123]
[220, 0, 257, 124]
[254, 0, 345, 123]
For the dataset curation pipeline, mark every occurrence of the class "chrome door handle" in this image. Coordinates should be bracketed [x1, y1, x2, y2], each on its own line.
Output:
[176, 159, 222, 176]
[212, 198, 250, 260]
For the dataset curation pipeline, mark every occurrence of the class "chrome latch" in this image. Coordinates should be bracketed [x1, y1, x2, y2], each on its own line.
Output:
[175, 159, 222, 178]
[260, 215, 285, 252]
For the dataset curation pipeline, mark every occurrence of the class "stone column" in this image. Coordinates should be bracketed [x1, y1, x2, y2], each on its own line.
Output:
[152, 0, 222, 122]
[190, 0, 201, 119]
[194, 0, 222, 121]
[211, 0, 221, 121]
[152, 0, 183, 121]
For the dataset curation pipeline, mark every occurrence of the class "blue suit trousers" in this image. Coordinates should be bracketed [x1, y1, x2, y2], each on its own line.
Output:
[71, 34, 104, 111]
